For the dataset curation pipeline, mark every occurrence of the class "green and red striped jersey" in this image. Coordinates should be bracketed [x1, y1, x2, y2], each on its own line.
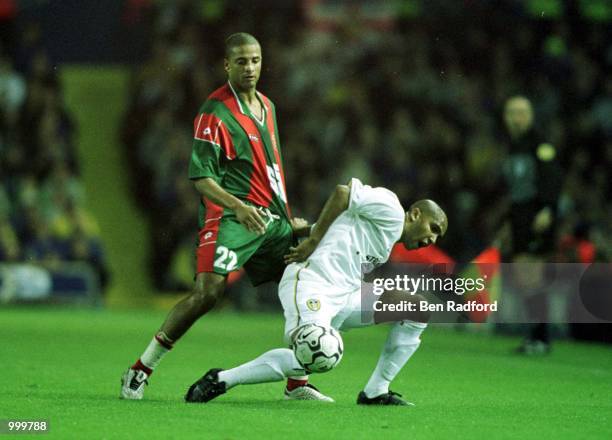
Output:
[189, 82, 291, 227]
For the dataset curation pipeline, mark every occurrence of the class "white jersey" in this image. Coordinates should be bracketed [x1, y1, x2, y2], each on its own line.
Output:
[304, 178, 405, 290]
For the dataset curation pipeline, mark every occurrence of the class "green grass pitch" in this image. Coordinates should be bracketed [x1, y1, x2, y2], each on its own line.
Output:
[2, 307, 611, 439]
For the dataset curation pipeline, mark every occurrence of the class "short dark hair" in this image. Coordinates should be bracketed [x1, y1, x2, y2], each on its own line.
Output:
[409, 199, 448, 235]
[224, 33, 260, 58]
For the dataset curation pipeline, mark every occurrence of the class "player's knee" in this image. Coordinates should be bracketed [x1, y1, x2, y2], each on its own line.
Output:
[190, 276, 225, 313]
[189, 288, 216, 314]
[291, 324, 344, 374]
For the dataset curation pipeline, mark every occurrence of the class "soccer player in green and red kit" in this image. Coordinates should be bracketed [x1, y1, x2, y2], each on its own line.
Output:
[121, 33, 332, 402]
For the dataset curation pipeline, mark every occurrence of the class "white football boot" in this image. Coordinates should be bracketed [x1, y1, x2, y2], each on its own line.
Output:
[120, 369, 149, 400]
[284, 384, 334, 402]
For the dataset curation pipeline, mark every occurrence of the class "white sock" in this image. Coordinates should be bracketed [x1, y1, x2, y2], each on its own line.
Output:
[139, 332, 174, 371]
[363, 320, 426, 398]
[218, 348, 305, 389]
[288, 375, 309, 381]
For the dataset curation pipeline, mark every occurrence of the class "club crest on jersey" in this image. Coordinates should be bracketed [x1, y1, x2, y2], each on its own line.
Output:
[248, 134, 259, 142]
[306, 299, 321, 312]
[204, 232, 213, 240]
[202, 127, 212, 136]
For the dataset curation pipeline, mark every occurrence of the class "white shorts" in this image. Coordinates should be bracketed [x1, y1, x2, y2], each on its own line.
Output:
[278, 262, 373, 343]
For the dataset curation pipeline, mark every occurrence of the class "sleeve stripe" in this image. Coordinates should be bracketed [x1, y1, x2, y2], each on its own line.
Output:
[193, 112, 236, 160]
[194, 113, 205, 140]
[212, 119, 223, 144]
[194, 118, 223, 143]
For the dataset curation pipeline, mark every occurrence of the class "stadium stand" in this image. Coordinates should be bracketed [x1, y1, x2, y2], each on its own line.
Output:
[0, 16, 108, 303]
[119, 1, 610, 292]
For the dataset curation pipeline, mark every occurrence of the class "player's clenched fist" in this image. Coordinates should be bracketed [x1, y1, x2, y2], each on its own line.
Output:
[284, 237, 318, 264]
[290, 217, 310, 238]
[235, 203, 266, 235]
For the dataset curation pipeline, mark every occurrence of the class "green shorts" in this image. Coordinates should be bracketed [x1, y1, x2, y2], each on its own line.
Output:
[195, 208, 294, 286]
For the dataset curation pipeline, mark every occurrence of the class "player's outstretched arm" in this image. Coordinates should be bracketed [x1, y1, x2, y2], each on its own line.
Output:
[284, 183, 350, 263]
[194, 177, 266, 235]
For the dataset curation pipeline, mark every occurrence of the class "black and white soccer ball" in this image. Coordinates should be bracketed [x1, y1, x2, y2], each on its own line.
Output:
[291, 324, 343, 373]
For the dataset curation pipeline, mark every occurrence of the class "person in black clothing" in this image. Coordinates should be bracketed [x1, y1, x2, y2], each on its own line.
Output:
[499, 96, 563, 354]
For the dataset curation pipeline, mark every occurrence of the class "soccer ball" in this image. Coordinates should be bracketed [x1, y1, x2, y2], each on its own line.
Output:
[291, 324, 343, 373]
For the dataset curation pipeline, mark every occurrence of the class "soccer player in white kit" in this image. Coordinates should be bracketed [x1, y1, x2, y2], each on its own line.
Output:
[185, 178, 447, 405]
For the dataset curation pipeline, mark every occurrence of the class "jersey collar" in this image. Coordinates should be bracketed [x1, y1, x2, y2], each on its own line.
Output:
[227, 81, 267, 126]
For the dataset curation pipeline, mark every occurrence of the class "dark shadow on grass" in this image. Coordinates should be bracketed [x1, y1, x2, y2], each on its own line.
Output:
[186, 399, 359, 411]
[17, 391, 329, 407]
[12, 389, 372, 408]
[9, 390, 174, 404]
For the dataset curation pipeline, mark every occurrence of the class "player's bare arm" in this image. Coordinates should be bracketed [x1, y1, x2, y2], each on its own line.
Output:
[194, 177, 266, 235]
[284, 182, 351, 263]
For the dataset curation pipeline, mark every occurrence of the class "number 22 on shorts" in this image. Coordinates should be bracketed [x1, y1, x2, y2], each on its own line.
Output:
[214, 246, 238, 271]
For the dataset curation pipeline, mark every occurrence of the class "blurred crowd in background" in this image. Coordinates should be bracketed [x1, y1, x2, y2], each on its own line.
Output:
[119, 0, 610, 290]
[0, 3, 108, 289]
[0, 0, 609, 295]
